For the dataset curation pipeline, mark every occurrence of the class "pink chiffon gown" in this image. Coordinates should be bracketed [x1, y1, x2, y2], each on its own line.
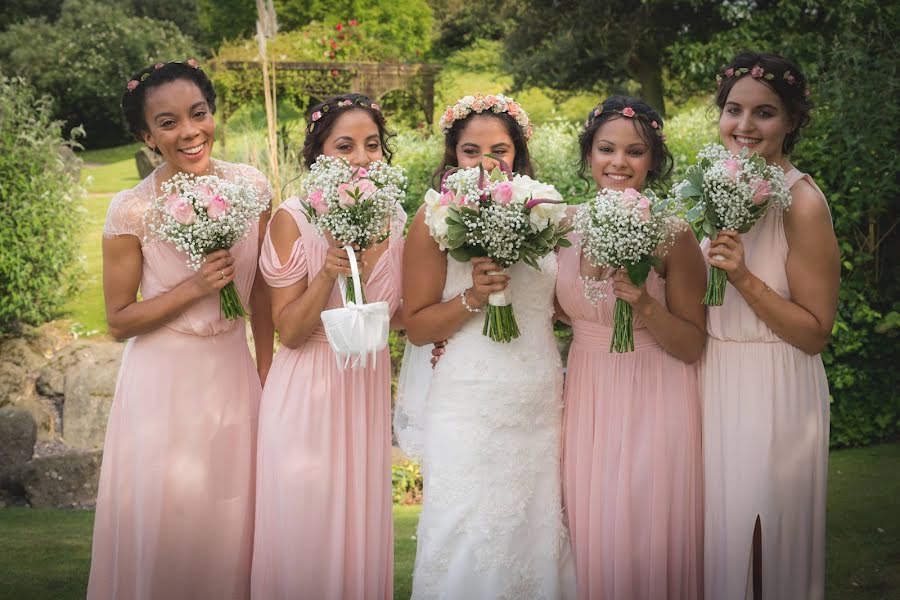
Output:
[701, 169, 830, 600]
[250, 198, 404, 600]
[87, 160, 271, 600]
[557, 240, 704, 600]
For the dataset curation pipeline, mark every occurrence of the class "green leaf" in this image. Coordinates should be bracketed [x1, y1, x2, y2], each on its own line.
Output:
[625, 260, 653, 286]
[702, 220, 717, 236]
[685, 204, 706, 222]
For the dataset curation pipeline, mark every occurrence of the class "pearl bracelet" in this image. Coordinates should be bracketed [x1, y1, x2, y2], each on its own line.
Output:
[460, 288, 483, 313]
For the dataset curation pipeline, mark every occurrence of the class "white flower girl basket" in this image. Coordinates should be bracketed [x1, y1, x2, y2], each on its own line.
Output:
[320, 246, 390, 369]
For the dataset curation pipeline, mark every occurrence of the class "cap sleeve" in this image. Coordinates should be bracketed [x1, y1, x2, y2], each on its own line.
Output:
[103, 190, 147, 240]
[259, 205, 308, 287]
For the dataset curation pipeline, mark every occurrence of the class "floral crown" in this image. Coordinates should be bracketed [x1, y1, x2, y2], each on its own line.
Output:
[717, 64, 811, 98]
[585, 104, 666, 142]
[307, 96, 382, 133]
[439, 94, 533, 140]
[125, 59, 201, 93]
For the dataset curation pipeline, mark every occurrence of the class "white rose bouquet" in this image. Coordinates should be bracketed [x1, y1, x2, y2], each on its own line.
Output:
[147, 172, 268, 320]
[672, 143, 791, 305]
[573, 187, 682, 352]
[299, 155, 407, 303]
[423, 162, 572, 342]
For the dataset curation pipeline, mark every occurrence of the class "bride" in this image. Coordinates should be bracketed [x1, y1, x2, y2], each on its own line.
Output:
[400, 94, 575, 599]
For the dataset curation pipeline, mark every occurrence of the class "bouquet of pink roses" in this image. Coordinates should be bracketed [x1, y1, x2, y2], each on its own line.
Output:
[148, 172, 268, 320]
[573, 187, 682, 352]
[424, 162, 571, 342]
[299, 155, 407, 304]
[672, 143, 791, 305]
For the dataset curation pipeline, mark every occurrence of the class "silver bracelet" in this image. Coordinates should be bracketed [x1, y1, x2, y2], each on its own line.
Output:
[460, 288, 483, 313]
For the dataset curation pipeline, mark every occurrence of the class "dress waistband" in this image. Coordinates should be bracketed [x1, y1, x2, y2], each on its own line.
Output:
[571, 320, 659, 352]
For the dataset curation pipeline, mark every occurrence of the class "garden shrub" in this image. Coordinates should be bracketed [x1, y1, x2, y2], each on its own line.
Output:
[391, 460, 423, 505]
[0, 75, 85, 333]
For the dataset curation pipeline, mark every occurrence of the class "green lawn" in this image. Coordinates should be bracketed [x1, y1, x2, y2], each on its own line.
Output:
[1, 442, 897, 599]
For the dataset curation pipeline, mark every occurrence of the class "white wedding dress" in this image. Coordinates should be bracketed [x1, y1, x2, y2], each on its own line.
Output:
[409, 253, 576, 600]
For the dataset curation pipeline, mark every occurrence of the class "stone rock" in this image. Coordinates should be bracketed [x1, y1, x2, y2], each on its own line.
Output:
[0, 408, 37, 468]
[0, 337, 45, 406]
[62, 342, 123, 449]
[135, 146, 162, 179]
[19, 449, 103, 508]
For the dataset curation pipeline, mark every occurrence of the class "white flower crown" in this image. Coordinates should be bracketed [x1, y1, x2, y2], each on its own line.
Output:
[439, 94, 533, 140]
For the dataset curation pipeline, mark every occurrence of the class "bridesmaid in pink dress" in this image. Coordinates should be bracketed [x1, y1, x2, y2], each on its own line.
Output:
[702, 53, 838, 600]
[251, 94, 403, 600]
[88, 61, 274, 599]
[557, 96, 707, 599]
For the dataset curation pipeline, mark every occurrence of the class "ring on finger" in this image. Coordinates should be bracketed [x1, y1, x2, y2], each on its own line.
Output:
[711, 254, 725, 262]
[219, 269, 225, 279]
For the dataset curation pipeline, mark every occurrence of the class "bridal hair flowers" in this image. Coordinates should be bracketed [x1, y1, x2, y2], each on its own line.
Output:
[125, 59, 202, 93]
[717, 63, 811, 97]
[439, 94, 533, 140]
[307, 96, 382, 133]
[585, 104, 666, 141]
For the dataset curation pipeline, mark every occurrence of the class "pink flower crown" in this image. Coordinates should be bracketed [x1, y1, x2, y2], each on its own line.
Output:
[717, 64, 811, 98]
[585, 105, 666, 142]
[308, 97, 382, 133]
[439, 94, 533, 140]
[125, 59, 200, 93]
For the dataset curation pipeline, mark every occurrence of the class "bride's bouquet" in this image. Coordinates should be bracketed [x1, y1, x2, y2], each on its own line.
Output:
[424, 162, 571, 342]
[573, 187, 682, 352]
[299, 155, 407, 303]
[672, 143, 791, 305]
[148, 172, 268, 320]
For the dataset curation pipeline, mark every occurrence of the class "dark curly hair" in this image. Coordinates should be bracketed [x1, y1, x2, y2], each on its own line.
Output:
[301, 93, 394, 167]
[715, 52, 814, 155]
[121, 61, 216, 148]
[578, 95, 673, 189]
[432, 111, 534, 188]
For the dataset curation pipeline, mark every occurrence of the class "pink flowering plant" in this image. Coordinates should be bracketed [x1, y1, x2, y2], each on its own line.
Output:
[148, 172, 268, 319]
[573, 187, 683, 352]
[299, 155, 407, 303]
[423, 160, 572, 342]
[670, 143, 791, 305]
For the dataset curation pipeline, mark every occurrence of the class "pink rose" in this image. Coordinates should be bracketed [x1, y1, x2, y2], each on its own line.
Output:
[786, 74, 796, 85]
[750, 178, 771, 205]
[492, 182, 514, 205]
[166, 195, 196, 225]
[311, 110, 323, 122]
[308, 189, 329, 214]
[507, 103, 519, 116]
[751, 66, 764, 78]
[192, 183, 215, 207]
[725, 67, 734, 77]
[187, 58, 199, 69]
[484, 96, 497, 108]
[154, 63, 164, 70]
[637, 197, 651, 221]
[126, 79, 139, 92]
[353, 167, 368, 180]
[337, 179, 376, 208]
[723, 158, 742, 181]
[439, 190, 457, 207]
[206, 195, 228, 220]
[621, 187, 641, 204]
[621, 106, 636, 118]
[650, 120, 659, 129]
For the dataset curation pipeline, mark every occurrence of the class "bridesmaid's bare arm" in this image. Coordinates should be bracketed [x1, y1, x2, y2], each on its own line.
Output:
[103, 236, 236, 341]
[267, 210, 353, 349]
[250, 211, 275, 384]
[401, 206, 508, 346]
[710, 181, 839, 355]
[614, 229, 707, 363]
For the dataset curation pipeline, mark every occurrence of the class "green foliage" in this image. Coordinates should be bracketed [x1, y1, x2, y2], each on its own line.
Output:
[391, 460, 423, 505]
[0, 0, 196, 148]
[197, 0, 256, 47]
[0, 0, 65, 30]
[528, 119, 586, 201]
[429, 0, 515, 57]
[0, 75, 85, 333]
[391, 130, 443, 217]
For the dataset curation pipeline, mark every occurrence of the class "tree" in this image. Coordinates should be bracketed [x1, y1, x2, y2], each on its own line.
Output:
[504, 0, 735, 116]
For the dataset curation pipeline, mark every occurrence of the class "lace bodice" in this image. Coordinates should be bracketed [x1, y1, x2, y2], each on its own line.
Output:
[102, 160, 273, 336]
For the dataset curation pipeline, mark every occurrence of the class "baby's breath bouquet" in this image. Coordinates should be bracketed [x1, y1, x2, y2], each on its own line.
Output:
[299, 155, 407, 303]
[672, 143, 791, 305]
[573, 187, 681, 352]
[423, 163, 571, 342]
[148, 172, 268, 319]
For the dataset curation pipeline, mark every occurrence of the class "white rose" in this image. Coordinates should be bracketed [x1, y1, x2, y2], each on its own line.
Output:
[425, 203, 450, 249]
[529, 201, 567, 232]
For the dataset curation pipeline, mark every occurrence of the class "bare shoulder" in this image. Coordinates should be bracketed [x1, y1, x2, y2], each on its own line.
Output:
[269, 207, 302, 261]
[785, 178, 831, 227]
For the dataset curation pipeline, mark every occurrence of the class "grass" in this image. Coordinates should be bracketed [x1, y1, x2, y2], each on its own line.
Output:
[61, 194, 112, 336]
[79, 143, 142, 194]
[1, 442, 897, 599]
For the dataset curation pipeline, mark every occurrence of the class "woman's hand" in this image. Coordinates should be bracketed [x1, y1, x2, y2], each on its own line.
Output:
[322, 245, 356, 281]
[612, 268, 653, 316]
[193, 250, 236, 296]
[430, 340, 447, 368]
[708, 230, 750, 285]
[467, 257, 509, 309]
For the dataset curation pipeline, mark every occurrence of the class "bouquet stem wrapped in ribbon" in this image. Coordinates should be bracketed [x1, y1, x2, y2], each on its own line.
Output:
[299, 155, 408, 304]
[424, 159, 571, 343]
[671, 144, 791, 306]
[148, 171, 268, 320]
[574, 187, 682, 353]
